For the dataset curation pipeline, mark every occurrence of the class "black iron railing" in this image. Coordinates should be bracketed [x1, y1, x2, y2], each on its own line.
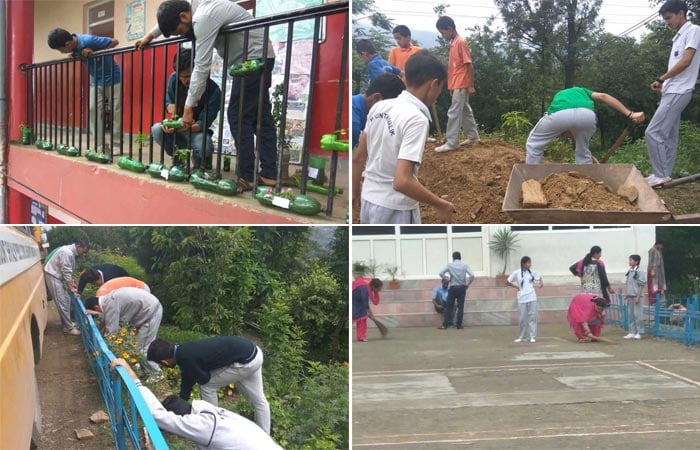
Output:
[21, 1, 348, 216]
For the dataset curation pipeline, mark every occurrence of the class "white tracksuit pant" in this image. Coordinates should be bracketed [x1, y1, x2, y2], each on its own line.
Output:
[199, 347, 271, 434]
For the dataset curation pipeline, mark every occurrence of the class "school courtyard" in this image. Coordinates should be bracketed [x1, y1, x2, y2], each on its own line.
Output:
[352, 324, 700, 449]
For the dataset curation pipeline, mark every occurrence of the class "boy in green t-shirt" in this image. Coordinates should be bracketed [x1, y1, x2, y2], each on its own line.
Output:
[525, 87, 645, 164]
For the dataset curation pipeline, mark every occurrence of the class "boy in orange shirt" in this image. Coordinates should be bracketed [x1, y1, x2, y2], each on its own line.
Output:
[435, 16, 480, 152]
[389, 25, 421, 71]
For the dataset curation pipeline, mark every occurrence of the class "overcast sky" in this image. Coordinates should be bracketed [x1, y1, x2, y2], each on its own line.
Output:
[357, 0, 663, 42]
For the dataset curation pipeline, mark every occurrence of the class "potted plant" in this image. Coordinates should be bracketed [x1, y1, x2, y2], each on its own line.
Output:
[385, 265, 400, 289]
[488, 228, 520, 285]
[352, 261, 370, 279]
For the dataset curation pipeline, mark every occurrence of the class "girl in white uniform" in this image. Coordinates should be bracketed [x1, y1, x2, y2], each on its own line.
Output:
[507, 256, 544, 343]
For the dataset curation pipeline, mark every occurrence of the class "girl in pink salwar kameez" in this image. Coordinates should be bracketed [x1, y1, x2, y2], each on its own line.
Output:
[567, 293, 607, 342]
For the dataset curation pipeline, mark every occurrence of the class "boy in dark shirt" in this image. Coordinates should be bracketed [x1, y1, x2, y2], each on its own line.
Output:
[147, 335, 270, 434]
[150, 48, 221, 169]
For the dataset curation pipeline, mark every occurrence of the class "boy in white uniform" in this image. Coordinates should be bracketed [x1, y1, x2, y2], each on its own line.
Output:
[353, 49, 455, 224]
[507, 256, 543, 343]
[110, 359, 282, 450]
[645, 0, 700, 185]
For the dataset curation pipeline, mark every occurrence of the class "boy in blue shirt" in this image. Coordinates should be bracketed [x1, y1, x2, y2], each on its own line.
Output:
[150, 49, 221, 169]
[352, 73, 405, 148]
[48, 28, 122, 152]
[356, 39, 401, 82]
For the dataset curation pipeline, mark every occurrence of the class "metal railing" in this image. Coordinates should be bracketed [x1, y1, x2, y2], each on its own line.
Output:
[609, 292, 700, 346]
[20, 2, 348, 216]
[72, 295, 168, 450]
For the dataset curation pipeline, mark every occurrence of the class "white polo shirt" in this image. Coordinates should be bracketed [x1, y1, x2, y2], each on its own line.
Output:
[664, 20, 700, 94]
[362, 90, 431, 211]
[507, 269, 541, 304]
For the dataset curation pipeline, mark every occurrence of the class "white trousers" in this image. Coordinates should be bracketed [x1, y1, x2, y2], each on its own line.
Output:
[645, 92, 692, 178]
[136, 303, 163, 372]
[626, 296, 645, 335]
[89, 83, 123, 149]
[199, 347, 271, 434]
[517, 301, 538, 340]
[526, 108, 596, 164]
[445, 88, 479, 147]
[45, 274, 73, 330]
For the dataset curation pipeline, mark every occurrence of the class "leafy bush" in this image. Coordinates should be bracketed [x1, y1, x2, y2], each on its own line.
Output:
[151, 227, 259, 335]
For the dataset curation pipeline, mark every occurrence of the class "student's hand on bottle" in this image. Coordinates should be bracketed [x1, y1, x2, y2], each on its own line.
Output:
[166, 104, 176, 116]
[182, 107, 195, 129]
[162, 125, 175, 134]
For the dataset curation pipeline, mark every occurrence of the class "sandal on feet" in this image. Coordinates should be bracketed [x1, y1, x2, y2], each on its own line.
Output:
[258, 175, 276, 186]
[236, 178, 254, 192]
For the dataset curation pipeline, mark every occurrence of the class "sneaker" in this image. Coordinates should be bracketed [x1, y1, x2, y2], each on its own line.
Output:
[530, 338, 536, 343]
[514, 338, 523, 343]
[460, 138, 480, 147]
[645, 174, 657, 181]
[434, 144, 458, 153]
[646, 175, 672, 187]
[63, 327, 81, 335]
[633, 334, 641, 339]
[624, 333, 635, 339]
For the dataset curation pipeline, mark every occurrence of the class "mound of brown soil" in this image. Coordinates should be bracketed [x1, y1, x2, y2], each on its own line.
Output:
[419, 140, 523, 223]
[536, 172, 640, 211]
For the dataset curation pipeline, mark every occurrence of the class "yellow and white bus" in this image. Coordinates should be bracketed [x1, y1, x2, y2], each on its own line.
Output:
[0, 226, 48, 448]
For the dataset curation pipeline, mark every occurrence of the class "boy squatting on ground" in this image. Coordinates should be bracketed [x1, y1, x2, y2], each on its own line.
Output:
[48, 29, 122, 152]
[138, 0, 277, 189]
[352, 49, 456, 224]
[151, 48, 221, 169]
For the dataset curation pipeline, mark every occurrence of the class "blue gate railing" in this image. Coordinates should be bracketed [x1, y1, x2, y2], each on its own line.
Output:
[608, 292, 700, 347]
[72, 295, 168, 449]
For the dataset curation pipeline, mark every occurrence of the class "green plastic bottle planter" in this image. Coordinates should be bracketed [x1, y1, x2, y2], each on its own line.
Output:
[161, 118, 183, 129]
[190, 172, 237, 196]
[308, 155, 327, 186]
[228, 59, 263, 76]
[320, 133, 349, 153]
[117, 156, 146, 173]
[292, 172, 342, 196]
[20, 127, 32, 145]
[35, 140, 53, 150]
[147, 163, 167, 178]
[57, 145, 79, 157]
[254, 186, 322, 216]
[223, 156, 232, 172]
[85, 150, 111, 164]
[168, 165, 186, 182]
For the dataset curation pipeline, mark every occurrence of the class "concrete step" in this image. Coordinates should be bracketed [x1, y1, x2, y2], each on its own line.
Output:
[365, 278, 588, 328]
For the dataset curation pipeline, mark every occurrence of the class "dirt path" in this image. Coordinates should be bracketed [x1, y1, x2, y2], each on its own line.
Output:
[36, 304, 112, 449]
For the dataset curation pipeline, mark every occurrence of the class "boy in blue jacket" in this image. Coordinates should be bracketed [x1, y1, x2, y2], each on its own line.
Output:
[48, 28, 122, 152]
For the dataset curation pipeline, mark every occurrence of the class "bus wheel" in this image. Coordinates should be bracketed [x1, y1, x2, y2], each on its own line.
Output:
[30, 376, 42, 449]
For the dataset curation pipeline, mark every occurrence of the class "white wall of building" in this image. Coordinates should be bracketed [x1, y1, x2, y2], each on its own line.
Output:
[352, 226, 656, 285]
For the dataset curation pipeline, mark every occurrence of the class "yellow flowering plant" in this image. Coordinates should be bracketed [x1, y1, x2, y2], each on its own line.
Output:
[105, 327, 147, 373]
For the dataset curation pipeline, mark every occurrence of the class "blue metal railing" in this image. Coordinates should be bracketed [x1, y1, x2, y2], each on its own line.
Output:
[608, 292, 700, 347]
[71, 295, 168, 450]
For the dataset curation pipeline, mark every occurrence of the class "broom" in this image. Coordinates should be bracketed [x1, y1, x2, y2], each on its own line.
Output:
[369, 315, 389, 337]
[588, 334, 617, 344]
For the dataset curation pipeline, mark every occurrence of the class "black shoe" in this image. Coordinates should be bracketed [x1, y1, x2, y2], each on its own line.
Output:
[456, 325, 464, 329]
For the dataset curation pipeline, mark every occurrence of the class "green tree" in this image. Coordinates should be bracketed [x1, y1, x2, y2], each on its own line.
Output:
[657, 227, 700, 297]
